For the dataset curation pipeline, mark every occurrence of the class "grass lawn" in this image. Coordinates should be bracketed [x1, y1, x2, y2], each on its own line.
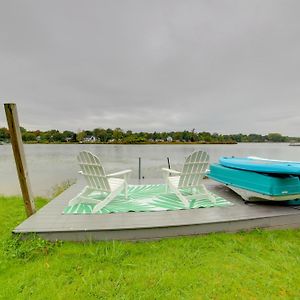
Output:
[0, 196, 300, 299]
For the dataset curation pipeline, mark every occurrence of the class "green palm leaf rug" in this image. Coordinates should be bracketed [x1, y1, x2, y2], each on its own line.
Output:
[63, 184, 232, 214]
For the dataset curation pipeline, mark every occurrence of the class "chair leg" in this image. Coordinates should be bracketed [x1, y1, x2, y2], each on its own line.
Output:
[124, 181, 128, 199]
[185, 186, 216, 204]
[123, 173, 129, 199]
[163, 172, 169, 193]
[168, 182, 190, 208]
[69, 186, 95, 205]
[165, 185, 169, 193]
[200, 185, 216, 204]
[92, 184, 124, 213]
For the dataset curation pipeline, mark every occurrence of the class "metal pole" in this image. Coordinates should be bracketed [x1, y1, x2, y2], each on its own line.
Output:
[138, 157, 141, 180]
[4, 103, 36, 217]
[167, 157, 171, 169]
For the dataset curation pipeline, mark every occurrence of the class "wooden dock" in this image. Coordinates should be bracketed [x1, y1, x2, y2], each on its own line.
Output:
[13, 180, 300, 241]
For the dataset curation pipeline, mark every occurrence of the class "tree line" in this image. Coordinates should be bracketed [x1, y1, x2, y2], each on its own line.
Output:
[0, 127, 299, 144]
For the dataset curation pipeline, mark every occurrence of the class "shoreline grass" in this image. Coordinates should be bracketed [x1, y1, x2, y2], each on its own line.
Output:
[1, 195, 300, 299]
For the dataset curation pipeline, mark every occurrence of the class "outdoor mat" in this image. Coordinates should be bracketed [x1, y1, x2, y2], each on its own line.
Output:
[63, 184, 233, 214]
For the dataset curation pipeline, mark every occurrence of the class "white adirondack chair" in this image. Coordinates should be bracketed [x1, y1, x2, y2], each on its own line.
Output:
[162, 150, 215, 208]
[69, 151, 132, 213]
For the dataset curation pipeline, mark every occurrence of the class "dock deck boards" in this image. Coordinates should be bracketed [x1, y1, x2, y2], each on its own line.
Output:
[13, 180, 300, 241]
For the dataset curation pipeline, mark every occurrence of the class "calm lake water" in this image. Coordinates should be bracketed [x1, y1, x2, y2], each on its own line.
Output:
[1, 143, 299, 196]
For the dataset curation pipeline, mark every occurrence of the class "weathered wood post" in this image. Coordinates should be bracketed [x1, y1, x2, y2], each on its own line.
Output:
[4, 103, 36, 216]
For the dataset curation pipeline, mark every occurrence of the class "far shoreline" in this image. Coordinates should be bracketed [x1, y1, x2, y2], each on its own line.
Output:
[19, 141, 239, 145]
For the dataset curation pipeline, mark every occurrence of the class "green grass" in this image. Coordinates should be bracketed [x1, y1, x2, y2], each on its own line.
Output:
[0, 196, 300, 299]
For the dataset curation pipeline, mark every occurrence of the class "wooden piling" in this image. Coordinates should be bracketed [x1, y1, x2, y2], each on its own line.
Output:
[4, 103, 35, 216]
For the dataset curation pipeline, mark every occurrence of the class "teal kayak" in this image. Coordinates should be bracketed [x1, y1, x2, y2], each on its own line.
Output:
[219, 156, 300, 175]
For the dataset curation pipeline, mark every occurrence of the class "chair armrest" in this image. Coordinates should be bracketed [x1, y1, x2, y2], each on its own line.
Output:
[161, 168, 181, 175]
[107, 169, 132, 177]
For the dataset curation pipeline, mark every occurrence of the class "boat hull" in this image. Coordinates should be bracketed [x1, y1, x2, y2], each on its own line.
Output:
[208, 164, 300, 202]
[229, 186, 300, 202]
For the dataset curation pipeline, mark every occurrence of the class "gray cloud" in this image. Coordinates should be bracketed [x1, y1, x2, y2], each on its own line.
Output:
[0, 0, 300, 135]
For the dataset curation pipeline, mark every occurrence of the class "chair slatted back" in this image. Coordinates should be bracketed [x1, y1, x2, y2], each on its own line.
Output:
[77, 151, 111, 192]
[178, 150, 209, 189]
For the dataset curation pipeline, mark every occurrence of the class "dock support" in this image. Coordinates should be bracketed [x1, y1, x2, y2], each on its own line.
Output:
[138, 157, 141, 180]
[167, 157, 171, 169]
[4, 103, 35, 217]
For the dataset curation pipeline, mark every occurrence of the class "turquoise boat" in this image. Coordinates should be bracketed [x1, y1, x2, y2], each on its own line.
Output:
[208, 163, 300, 202]
[219, 156, 300, 175]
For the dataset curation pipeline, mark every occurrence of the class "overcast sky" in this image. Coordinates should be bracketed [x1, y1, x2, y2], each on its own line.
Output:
[0, 0, 300, 135]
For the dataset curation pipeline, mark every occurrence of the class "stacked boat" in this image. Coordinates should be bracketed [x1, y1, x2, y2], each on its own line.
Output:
[208, 156, 300, 202]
